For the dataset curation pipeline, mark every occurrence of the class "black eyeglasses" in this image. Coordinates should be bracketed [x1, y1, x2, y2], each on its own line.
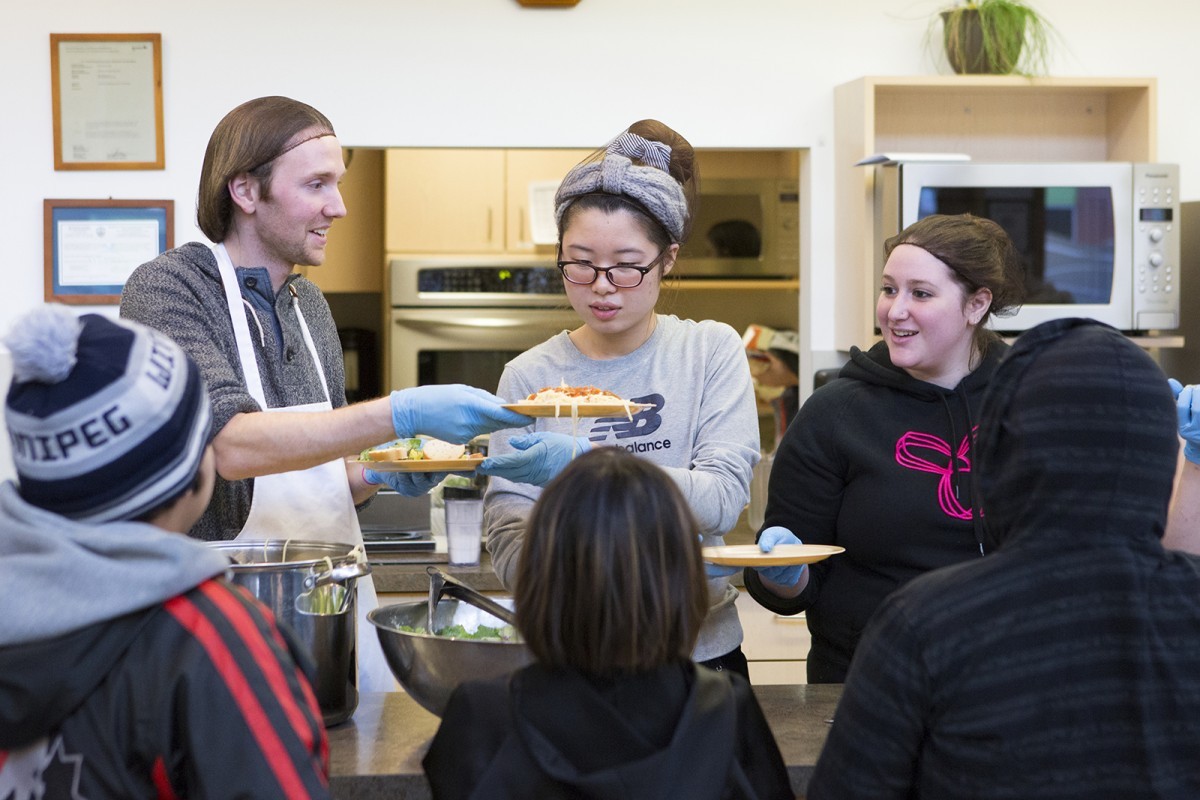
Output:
[557, 248, 668, 288]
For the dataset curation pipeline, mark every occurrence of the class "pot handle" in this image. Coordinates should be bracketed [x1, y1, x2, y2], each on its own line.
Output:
[303, 559, 372, 590]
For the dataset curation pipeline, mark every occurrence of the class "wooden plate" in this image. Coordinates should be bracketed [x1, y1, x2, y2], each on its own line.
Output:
[352, 455, 483, 473]
[503, 402, 651, 418]
[701, 544, 845, 566]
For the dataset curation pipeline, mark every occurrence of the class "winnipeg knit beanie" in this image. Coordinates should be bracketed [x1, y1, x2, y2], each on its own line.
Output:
[4, 304, 211, 522]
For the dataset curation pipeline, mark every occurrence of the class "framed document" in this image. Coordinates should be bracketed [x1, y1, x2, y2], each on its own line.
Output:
[44, 199, 173, 304]
[50, 33, 165, 170]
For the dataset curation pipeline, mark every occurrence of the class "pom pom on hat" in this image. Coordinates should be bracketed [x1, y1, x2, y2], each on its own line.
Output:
[3, 305, 212, 523]
[6, 304, 84, 384]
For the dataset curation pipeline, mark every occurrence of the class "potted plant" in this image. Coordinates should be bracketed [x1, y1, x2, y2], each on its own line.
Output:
[935, 0, 1054, 75]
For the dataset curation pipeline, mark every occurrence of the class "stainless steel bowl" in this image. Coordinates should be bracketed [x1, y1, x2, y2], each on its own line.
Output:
[369, 599, 533, 717]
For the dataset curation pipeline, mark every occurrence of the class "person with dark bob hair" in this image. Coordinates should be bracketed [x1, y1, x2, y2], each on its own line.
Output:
[741, 212, 1027, 683]
[424, 448, 792, 800]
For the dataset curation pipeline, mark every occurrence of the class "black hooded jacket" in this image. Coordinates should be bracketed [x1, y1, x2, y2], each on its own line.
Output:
[745, 339, 1006, 682]
[423, 662, 793, 800]
[808, 320, 1200, 799]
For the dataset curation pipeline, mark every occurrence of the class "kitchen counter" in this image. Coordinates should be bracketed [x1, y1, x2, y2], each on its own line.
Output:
[329, 683, 840, 799]
[369, 508, 759, 593]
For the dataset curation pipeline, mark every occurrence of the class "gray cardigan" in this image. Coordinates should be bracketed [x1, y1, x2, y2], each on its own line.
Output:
[121, 242, 347, 540]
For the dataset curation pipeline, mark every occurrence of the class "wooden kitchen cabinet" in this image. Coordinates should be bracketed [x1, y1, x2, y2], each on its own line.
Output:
[301, 147, 385, 293]
[833, 75, 1157, 351]
[385, 148, 590, 254]
[385, 149, 507, 253]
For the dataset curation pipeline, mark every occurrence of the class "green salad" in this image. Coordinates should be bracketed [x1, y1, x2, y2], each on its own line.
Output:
[398, 623, 519, 642]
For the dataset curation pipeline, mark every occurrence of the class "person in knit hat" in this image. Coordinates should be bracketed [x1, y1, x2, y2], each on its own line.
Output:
[0, 304, 331, 799]
[479, 120, 762, 679]
[807, 318, 1200, 800]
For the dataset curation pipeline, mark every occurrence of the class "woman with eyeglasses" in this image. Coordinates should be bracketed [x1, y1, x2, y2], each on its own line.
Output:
[478, 120, 761, 679]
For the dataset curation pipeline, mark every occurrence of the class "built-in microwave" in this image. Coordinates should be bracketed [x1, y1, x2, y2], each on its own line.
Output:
[873, 161, 1180, 333]
[676, 177, 800, 278]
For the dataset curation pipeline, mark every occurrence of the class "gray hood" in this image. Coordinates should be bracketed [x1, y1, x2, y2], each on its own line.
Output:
[0, 481, 230, 646]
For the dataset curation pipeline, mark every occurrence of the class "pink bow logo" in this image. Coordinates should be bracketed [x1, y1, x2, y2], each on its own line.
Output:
[894, 429, 976, 520]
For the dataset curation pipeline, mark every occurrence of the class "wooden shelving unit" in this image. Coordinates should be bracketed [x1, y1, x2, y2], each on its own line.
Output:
[833, 75, 1158, 351]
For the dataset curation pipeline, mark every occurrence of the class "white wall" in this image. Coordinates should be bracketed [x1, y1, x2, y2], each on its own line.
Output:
[7, 0, 1200, 361]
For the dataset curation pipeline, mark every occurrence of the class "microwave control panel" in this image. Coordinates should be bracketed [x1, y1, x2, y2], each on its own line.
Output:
[1132, 163, 1180, 329]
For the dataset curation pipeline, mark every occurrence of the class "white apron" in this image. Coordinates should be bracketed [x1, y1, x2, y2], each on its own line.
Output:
[213, 243, 393, 692]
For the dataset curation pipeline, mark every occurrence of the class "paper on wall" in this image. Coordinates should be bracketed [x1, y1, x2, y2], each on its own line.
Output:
[528, 180, 561, 245]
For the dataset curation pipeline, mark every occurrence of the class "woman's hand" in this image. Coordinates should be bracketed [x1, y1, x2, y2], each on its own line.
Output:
[477, 432, 591, 487]
[1169, 378, 1200, 465]
[754, 526, 809, 588]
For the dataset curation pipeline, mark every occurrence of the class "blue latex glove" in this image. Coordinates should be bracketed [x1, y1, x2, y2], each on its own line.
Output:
[477, 432, 591, 487]
[700, 534, 741, 578]
[390, 385, 531, 444]
[363, 467, 449, 497]
[1169, 379, 1200, 465]
[704, 561, 741, 579]
[753, 526, 808, 587]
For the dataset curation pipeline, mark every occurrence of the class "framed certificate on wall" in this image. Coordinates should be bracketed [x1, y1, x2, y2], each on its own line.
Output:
[44, 199, 173, 304]
[50, 33, 165, 170]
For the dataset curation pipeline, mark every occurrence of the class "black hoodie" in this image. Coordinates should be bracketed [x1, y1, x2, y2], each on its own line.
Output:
[745, 339, 1007, 683]
[808, 319, 1200, 799]
[423, 662, 793, 800]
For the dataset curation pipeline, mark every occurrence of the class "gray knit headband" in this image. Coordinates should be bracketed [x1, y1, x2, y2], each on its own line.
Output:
[554, 132, 689, 243]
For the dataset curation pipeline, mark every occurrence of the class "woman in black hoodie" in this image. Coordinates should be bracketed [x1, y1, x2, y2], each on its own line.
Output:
[744, 213, 1026, 683]
[424, 447, 792, 800]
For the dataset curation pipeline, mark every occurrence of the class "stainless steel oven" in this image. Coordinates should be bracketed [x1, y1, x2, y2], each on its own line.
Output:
[388, 256, 580, 394]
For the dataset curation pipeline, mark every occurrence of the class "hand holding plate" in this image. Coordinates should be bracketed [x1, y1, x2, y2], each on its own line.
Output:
[477, 432, 591, 487]
[391, 385, 532, 443]
[1169, 378, 1200, 465]
[363, 467, 448, 496]
[755, 526, 808, 587]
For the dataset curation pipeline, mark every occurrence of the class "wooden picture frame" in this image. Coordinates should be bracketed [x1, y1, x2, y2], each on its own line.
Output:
[50, 33, 165, 170]
[44, 199, 173, 304]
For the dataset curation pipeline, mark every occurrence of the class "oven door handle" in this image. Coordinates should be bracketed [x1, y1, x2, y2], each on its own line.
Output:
[392, 314, 566, 330]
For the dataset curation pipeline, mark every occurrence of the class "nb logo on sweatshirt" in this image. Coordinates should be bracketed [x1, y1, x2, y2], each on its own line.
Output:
[587, 394, 666, 449]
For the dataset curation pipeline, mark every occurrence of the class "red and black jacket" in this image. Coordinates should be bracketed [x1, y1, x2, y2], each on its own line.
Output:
[0, 579, 331, 799]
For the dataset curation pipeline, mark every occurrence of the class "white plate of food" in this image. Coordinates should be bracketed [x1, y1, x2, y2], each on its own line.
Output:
[504, 383, 650, 419]
[355, 438, 482, 472]
[353, 456, 483, 473]
[503, 402, 652, 418]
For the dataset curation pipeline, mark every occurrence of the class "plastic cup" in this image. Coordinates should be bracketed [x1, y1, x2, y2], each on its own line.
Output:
[444, 488, 483, 566]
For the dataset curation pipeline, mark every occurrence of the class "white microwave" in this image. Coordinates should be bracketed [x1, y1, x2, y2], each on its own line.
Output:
[676, 177, 799, 278]
[873, 161, 1180, 333]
